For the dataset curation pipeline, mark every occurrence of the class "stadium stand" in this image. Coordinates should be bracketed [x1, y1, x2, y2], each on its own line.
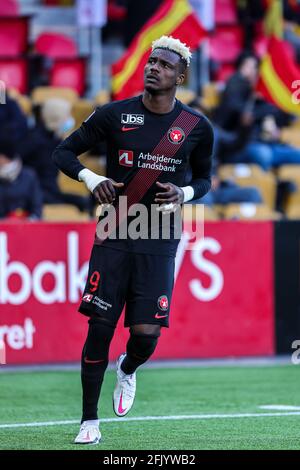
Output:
[50, 58, 87, 95]
[43, 204, 90, 221]
[218, 164, 277, 209]
[0, 0, 19, 16]
[31, 86, 78, 105]
[220, 203, 281, 220]
[215, 0, 237, 25]
[35, 32, 78, 59]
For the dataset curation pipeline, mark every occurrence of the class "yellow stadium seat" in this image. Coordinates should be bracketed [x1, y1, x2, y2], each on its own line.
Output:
[182, 204, 220, 222]
[286, 203, 300, 219]
[43, 204, 89, 221]
[31, 86, 79, 105]
[221, 203, 281, 220]
[280, 127, 300, 148]
[8, 89, 32, 115]
[94, 89, 111, 106]
[58, 156, 106, 196]
[72, 99, 94, 129]
[175, 88, 196, 104]
[201, 83, 220, 110]
[218, 164, 277, 209]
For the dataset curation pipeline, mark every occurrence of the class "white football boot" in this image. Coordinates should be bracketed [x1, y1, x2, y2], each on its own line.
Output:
[74, 420, 101, 445]
[113, 353, 136, 417]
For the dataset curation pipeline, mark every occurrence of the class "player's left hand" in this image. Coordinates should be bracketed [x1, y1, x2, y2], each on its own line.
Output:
[155, 181, 184, 214]
[155, 181, 184, 204]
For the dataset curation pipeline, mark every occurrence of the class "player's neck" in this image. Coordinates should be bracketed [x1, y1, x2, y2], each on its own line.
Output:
[142, 91, 176, 114]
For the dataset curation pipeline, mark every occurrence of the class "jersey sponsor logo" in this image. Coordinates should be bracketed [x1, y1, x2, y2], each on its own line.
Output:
[155, 312, 168, 319]
[121, 114, 144, 125]
[119, 150, 134, 167]
[83, 293, 93, 303]
[158, 295, 169, 311]
[168, 127, 185, 144]
[121, 126, 139, 132]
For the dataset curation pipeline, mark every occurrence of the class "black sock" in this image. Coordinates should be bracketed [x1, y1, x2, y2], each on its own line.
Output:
[81, 318, 114, 422]
[121, 333, 159, 375]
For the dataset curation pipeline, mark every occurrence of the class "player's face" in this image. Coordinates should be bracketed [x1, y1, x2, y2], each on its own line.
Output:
[144, 49, 185, 93]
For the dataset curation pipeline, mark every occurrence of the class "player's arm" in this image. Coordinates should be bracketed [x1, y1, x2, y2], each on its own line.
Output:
[155, 117, 214, 208]
[182, 117, 214, 201]
[52, 107, 123, 204]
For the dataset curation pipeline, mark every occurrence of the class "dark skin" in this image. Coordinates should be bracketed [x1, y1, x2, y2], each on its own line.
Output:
[93, 48, 187, 335]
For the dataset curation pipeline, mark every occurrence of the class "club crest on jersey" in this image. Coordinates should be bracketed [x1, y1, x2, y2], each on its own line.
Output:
[121, 114, 144, 125]
[158, 295, 169, 311]
[119, 150, 134, 167]
[168, 127, 185, 144]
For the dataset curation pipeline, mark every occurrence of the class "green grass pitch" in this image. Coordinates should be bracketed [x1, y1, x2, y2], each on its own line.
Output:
[0, 364, 300, 450]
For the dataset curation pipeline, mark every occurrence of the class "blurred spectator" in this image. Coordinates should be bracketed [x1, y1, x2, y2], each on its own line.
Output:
[0, 95, 28, 144]
[215, 51, 300, 170]
[237, 0, 265, 48]
[20, 98, 91, 213]
[196, 174, 262, 206]
[187, 98, 262, 205]
[0, 139, 42, 220]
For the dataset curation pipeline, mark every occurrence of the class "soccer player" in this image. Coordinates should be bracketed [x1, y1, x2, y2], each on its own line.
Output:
[52, 36, 214, 445]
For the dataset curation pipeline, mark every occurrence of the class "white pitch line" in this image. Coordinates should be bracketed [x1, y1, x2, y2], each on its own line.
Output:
[259, 405, 300, 411]
[2, 411, 300, 429]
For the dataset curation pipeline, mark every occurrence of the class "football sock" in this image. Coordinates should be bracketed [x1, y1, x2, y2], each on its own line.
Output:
[81, 317, 114, 422]
[121, 333, 159, 375]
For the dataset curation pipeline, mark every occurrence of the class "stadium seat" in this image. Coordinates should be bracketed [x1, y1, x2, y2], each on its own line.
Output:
[35, 33, 78, 59]
[175, 88, 196, 104]
[209, 26, 244, 63]
[43, 204, 90, 221]
[215, 0, 237, 25]
[218, 164, 277, 209]
[58, 156, 105, 196]
[0, 17, 29, 57]
[221, 203, 281, 220]
[50, 58, 87, 96]
[94, 89, 111, 106]
[280, 127, 300, 148]
[201, 83, 221, 109]
[214, 63, 235, 83]
[8, 89, 32, 115]
[0, 0, 19, 16]
[0, 58, 28, 93]
[72, 99, 94, 129]
[31, 86, 79, 105]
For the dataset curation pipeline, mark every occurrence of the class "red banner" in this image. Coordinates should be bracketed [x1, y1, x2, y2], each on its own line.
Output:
[0, 222, 274, 364]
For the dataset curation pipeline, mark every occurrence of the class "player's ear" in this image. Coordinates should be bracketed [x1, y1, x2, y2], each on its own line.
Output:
[176, 74, 185, 86]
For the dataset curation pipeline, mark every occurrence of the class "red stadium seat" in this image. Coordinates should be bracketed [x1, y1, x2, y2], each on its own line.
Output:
[0, 17, 29, 57]
[0, 0, 19, 16]
[35, 33, 78, 59]
[209, 26, 244, 63]
[50, 59, 86, 95]
[215, 0, 237, 25]
[214, 63, 235, 83]
[0, 58, 28, 93]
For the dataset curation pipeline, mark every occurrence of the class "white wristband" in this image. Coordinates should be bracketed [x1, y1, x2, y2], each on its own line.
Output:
[181, 186, 194, 203]
[78, 168, 108, 193]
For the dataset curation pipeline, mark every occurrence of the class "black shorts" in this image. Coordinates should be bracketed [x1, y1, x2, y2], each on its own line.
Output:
[79, 245, 175, 328]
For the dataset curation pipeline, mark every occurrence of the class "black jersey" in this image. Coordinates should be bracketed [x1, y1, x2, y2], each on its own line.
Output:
[53, 95, 214, 256]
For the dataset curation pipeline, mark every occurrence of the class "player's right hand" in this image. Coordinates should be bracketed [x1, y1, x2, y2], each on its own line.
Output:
[93, 179, 124, 204]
